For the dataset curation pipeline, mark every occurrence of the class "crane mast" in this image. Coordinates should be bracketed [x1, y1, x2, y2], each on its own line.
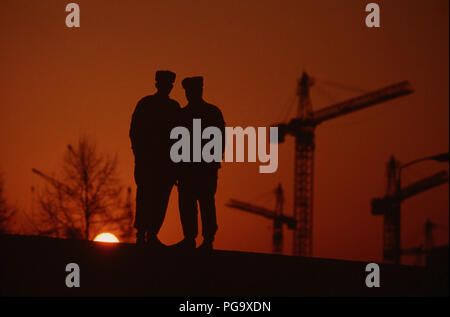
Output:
[293, 73, 315, 256]
[384, 157, 402, 263]
[273, 184, 285, 253]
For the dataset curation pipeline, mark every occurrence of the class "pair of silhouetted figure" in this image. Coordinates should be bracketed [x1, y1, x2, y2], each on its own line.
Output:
[129, 70, 225, 251]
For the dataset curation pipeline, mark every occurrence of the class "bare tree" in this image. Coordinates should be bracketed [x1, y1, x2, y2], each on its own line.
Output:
[117, 186, 135, 242]
[32, 136, 133, 241]
[0, 172, 16, 234]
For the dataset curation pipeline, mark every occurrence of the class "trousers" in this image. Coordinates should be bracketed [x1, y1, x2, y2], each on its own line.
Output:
[133, 163, 175, 237]
[178, 168, 218, 241]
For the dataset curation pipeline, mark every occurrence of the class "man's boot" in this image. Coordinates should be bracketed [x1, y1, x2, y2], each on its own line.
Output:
[197, 238, 214, 252]
[136, 230, 146, 245]
[146, 235, 166, 249]
[171, 238, 196, 250]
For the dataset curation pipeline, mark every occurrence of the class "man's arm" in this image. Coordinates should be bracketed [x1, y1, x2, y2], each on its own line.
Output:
[129, 100, 144, 157]
[217, 109, 226, 159]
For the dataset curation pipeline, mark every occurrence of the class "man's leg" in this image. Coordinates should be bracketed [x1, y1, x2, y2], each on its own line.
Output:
[134, 164, 150, 244]
[134, 184, 148, 244]
[146, 179, 174, 243]
[177, 180, 198, 248]
[198, 169, 218, 250]
[199, 195, 218, 244]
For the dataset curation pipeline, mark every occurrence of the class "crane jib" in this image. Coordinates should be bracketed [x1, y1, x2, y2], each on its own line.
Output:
[311, 81, 414, 125]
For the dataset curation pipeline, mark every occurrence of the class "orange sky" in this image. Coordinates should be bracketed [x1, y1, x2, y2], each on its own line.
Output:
[0, 0, 448, 263]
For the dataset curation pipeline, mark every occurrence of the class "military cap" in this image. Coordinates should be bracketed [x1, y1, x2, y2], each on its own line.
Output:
[182, 76, 204, 90]
[155, 70, 176, 83]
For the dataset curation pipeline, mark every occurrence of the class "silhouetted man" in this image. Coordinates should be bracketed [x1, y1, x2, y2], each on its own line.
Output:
[129, 70, 180, 246]
[176, 76, 225, 251]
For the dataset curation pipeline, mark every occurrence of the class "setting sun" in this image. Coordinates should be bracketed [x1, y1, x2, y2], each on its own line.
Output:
[94, 232, 119, 243]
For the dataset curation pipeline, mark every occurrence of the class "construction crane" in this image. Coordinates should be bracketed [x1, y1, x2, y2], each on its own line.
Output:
[274, 72, 413, 256]
[371, 155, 449, 264]
[226, 184, 296, 254]
[402, 219, 437, 266]
[31, 168, 72, 194]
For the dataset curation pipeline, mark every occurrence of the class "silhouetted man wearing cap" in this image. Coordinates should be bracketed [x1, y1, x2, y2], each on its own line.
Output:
[130, 70, 180, 247]
[175, 76, 225, 251]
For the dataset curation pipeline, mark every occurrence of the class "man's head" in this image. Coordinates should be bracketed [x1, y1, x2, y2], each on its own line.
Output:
[182, 76, 203, 103]
[155, 70, 176, 96]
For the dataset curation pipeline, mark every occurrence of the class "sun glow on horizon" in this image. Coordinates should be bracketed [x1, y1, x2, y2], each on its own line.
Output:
[94, 232, 119, 243]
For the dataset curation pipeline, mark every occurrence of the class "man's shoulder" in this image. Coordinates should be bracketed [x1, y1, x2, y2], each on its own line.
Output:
[168, 98, 181, 108]
[136, 95, 154, 107]
[136, 95, 180, 108]
[179, 106, 191, 119]
[204, 102, 224, 120]
[202, 101, 221, 113]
